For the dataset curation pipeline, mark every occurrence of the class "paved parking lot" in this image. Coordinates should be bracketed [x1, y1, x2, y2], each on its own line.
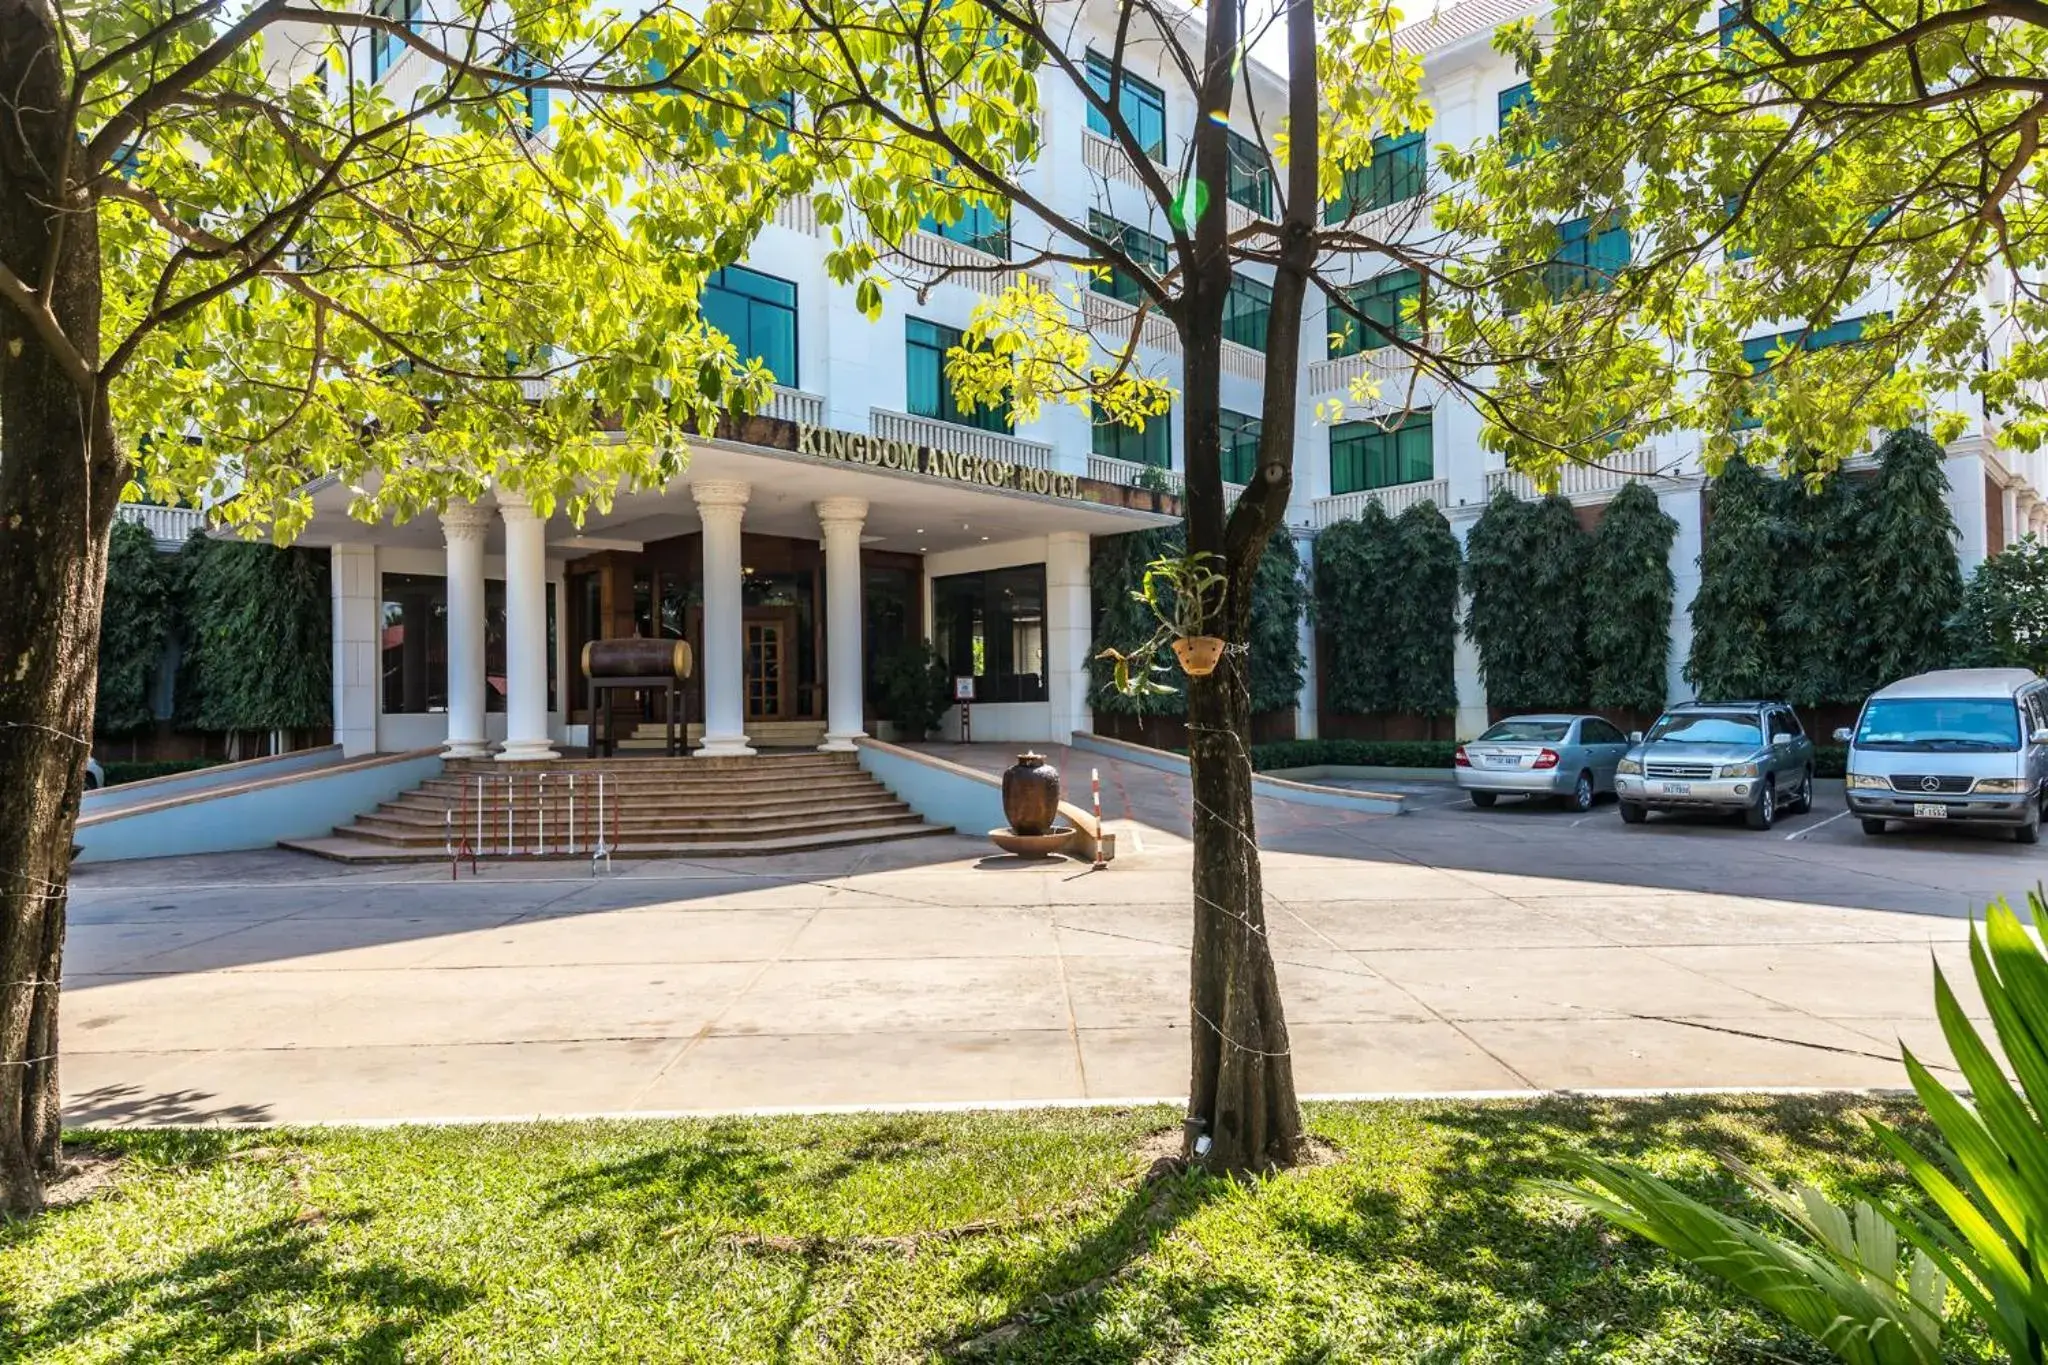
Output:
[58, 754, 2045, 1129]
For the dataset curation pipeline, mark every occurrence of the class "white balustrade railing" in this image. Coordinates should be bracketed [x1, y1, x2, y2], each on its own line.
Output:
[117, 502, 207, 548]
[773, 195, 820, 235]
[870, 409, 1056, 470]
[1220, 340, 1265, 383]
[1079, 288, 1179, 355]
[763, 385, 825, 427]
[1311, 478, 1450, 528]
[1081, 130, 1146, 190]
[893, 231, 1016, 297]
[1086, 454, 1245, 500]
[1484, 446, 1683, 502]
[1305, 335, 1440, 408]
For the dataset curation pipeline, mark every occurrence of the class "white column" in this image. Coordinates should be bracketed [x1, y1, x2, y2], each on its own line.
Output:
[494, 492, 558, 761]
[817, 497, 869, 751]
[329, 543, 380, 757]
[1947, 453, 1990, 572]
[1045, 531, 1093, 742]
[1448, 516, 1489, 739]
[1291, 527, 1319, 741]
[1661, 483, 1705, 708]
[694, 479, 755, 756]
[440, 503, 491, 758]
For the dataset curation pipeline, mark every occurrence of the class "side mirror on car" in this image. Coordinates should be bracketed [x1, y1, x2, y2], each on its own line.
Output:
[1628, 731, 1643, 743]
[1833, 727, 1854, 743]
[1771, 732, 1793, 747]
[2032, 728, 2048, 747]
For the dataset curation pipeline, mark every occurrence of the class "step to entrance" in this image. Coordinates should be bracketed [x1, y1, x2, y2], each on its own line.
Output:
[279, 752, 952, 862]
[614, 720, 831, 752]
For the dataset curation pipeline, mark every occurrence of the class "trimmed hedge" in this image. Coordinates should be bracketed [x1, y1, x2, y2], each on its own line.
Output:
[100, 758, 223, 787]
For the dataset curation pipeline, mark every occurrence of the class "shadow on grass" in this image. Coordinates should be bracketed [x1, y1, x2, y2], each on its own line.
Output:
[2, 1209, 473, 1360]
[1269, 1094, 1917, 1362]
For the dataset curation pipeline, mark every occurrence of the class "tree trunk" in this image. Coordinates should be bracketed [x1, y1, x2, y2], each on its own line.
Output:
[0, 0, 118, 1215]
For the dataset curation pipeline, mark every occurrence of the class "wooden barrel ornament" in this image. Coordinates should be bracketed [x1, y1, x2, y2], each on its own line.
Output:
[581, 638, 693, 680]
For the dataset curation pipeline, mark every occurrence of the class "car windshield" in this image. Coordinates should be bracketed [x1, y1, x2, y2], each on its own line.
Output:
[1855, 698, 2019, 752]
[1477, 721, 1570, 743]
[1647, 712, 1761, 745]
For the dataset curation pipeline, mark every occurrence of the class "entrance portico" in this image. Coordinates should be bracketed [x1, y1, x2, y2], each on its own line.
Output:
[292, 424, 1180, 760]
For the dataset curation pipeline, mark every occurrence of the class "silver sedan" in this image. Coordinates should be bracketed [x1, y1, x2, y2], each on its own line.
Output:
[1455, 714, 1635, 812]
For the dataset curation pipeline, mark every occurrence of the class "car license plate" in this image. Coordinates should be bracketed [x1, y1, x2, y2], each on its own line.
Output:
[1660, 781, 1691, 795]
[1913, 802, 1949, 820]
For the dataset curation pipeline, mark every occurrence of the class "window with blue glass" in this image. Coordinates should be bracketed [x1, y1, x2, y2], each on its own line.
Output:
[1220, 409, 1261, 485]
[1091, 402, 1170, 467]
[907, 317, 1012, 433]
[1326, 130, 1427, 223]
[1736, 316, 1875, 429]
[1088, 210, 1170, 302]
[702, 266, 798, 385]
[1223, 274, 1272, 352]
[501, 49, 549, 132]
[369, 0, 419, 80]
[1545, 215, 1630, 298]
[1498, 82, 1535, 128]
[921, 198, 1010, 257]
[1719, 1, 1794, 46]
[1331, 410, 1433, 495]
[1225, 129, 1273, 217]
[1330, 268, 1422, 358]
[1085, 51, 1167, 160]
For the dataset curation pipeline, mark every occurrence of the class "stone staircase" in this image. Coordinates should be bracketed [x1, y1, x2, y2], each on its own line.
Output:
[615, 719, 829, 752]
[280, 752, 950, 862]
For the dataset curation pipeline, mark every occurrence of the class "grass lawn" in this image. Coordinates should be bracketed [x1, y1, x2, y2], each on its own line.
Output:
[1, 1096, 1982, 1363]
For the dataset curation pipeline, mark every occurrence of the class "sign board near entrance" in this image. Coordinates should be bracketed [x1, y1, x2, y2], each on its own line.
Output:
[796, 424, 1082, 501]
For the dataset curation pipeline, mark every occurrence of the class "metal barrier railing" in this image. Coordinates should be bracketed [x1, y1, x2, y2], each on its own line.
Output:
[447, 771, 617, 877]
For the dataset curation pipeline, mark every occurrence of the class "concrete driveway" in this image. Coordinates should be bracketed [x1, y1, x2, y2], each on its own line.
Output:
[60, 749, 2037, 1127]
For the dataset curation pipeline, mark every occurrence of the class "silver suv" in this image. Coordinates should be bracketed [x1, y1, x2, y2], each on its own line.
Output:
[1616, 701, 1817, 830]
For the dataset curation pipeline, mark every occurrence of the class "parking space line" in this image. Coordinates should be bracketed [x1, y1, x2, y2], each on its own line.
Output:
[1785, 809, 1851, 840]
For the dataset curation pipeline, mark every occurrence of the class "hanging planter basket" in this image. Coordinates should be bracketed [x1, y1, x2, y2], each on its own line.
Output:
[1172, 635, 1226, 677]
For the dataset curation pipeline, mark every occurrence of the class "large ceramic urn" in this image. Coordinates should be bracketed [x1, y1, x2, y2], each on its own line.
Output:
[1000, 751, 1062, 836]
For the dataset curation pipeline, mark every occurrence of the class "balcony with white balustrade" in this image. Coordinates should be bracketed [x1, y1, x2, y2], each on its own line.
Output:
[116, 502, 208, 549]
[870, 408, 1056, 470]
[1310, 478, 1451, 528]
[1085, 454, 1245, 500]
[1483, 447, 1691, 504]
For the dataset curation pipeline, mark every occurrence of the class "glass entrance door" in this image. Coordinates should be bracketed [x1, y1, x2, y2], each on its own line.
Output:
[745, 621, 786, 720]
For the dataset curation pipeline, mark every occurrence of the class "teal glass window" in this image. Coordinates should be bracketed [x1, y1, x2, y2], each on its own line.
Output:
[1088, 210, 1170, 302]
[1546, 215, 1630, 298]
[1735, 316, 1873, 429]
[920, 199, 1010, 257]
[1220, 409, 1261, 485]
[1498, 82, 1535, 128]
[1225, 129, 1273, 216]
[504, 49, 549, 132]
[1326, 130, 1427, 223]
[1330, 410, 1433, 495]
[702, 265, 798, 385]
[1222, 274, 1272, 352]
[1085, 51, 1166, 160]
[1330, 268, 1423, 358]
[369, 0, 419, 80]
[907, 317, 1011, 432]
[1091, 402, 1170, 467]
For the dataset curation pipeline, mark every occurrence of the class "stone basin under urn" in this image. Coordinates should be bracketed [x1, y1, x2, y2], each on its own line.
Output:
[990, 750, 1074, 858]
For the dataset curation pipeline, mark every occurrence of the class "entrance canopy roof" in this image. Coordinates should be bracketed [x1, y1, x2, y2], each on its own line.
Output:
[289, 432, 1181, 556]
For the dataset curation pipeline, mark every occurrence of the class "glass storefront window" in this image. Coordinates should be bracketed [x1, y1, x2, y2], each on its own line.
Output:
[932, 565, 1047, 704]
[381, 572, 509, 714]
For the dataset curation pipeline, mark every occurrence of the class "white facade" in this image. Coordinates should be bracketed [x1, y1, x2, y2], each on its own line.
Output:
[259, 0, 2048, 757]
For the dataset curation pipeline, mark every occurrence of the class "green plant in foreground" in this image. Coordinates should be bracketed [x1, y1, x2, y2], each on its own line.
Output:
[1095, 550, 1228, 699]
[1550, 892, 2048, 1364]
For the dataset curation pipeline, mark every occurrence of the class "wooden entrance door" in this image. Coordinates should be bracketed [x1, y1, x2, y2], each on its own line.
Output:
[745, 619, 790, 721]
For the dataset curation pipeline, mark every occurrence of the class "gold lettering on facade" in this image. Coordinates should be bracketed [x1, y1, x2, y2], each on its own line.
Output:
[792, 424, 1095, 504]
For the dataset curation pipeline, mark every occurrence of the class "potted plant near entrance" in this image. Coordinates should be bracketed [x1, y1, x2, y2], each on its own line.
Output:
[876, 642, 952, 741]
[1097, 551, 1230, 694]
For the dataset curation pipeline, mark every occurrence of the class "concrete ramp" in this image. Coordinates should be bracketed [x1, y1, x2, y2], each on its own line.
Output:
[74, 749, 445, 864]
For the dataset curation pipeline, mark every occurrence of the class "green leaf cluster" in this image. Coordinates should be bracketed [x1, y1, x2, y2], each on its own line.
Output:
[1952, 538, 2048, 676]
[1688, 430, 1961, 704]
[1584, 482, 1678, 713]
[1463, 492, 1591, 712]
[1088, 526, 1305, 717]
[1314, 502, 1459, 717]
[173, 536, 331, 733]
[875, 643, 954, 739]
[94, 517, 174, 738]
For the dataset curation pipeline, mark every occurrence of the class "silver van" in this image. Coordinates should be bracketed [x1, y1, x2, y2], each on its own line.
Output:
[1839, 668, 2048, 843]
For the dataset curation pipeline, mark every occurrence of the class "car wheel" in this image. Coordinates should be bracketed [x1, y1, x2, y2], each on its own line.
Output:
[1745, 778, 1776, 831]
[1788, 767, 1814, 815]
[2019, 807, 2041, 846]
[1565, 771, 1595, 813]
[1860, 817, 1888, 836]
[1619, 801, 1647, 825]
[1470, 791, 1498, 809]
